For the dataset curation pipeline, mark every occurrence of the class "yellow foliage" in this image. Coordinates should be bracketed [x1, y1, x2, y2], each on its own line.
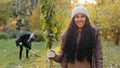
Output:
[11, 20, 17, 26]
[29, 7, 42, 31]
[54, 45, 60, 54]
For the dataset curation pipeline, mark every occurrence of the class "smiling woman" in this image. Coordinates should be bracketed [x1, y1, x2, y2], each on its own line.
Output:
[47, 5, 103, 68]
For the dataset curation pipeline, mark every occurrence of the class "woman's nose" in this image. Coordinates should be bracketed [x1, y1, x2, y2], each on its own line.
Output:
[78, 18, 82, 21]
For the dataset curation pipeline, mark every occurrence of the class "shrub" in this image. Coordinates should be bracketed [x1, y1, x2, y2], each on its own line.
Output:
[0, 32, 8, 39]
[9, 31, 16, 38]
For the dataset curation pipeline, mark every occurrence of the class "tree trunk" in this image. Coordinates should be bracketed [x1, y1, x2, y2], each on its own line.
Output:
[114, 33, 119, 45]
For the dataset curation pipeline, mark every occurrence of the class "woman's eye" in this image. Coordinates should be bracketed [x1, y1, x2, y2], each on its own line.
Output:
[75, 16, 79, 18]
[81, 15, 85, 18]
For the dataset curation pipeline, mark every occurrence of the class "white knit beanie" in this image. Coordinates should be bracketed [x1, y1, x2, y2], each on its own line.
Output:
[71, 5, 89, 19]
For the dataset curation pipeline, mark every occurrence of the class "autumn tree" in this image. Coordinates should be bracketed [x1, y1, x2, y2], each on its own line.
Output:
[89, 0, 120, 45]
[39, 0, 71, 67]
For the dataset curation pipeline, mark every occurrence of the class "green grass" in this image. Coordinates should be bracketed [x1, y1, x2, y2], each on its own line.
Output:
[102, 40, 120, 68]
[0, 39, 60, 68]
[0, 39, 120, 68]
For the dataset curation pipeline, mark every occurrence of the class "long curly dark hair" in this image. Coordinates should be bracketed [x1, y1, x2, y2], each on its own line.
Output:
[61, 16, 96, 64]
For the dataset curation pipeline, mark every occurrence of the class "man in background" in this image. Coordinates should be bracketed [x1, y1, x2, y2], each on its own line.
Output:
[15, 32, 37, 60]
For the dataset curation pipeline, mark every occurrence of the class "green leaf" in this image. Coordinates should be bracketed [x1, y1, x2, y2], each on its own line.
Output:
[42, 22, 46, 30]
[52, 27, 57, 34]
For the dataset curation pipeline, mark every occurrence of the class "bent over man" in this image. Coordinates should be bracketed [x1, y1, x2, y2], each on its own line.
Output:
[15, 32, 37, 60]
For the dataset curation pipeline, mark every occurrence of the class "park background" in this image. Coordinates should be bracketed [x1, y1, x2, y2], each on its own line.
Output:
[0, 0, 120, 68]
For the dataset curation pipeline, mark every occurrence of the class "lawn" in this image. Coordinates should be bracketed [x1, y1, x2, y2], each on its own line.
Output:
[0, 39, 120, 68]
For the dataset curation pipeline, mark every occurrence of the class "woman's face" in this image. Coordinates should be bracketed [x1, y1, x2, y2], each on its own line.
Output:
[74, 13, 86, 29]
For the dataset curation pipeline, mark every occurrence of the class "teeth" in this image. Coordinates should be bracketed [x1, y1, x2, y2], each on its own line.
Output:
[78, 22, 82, 25]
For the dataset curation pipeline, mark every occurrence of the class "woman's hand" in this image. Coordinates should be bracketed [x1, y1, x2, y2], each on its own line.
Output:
[47, 49, 56, 59]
